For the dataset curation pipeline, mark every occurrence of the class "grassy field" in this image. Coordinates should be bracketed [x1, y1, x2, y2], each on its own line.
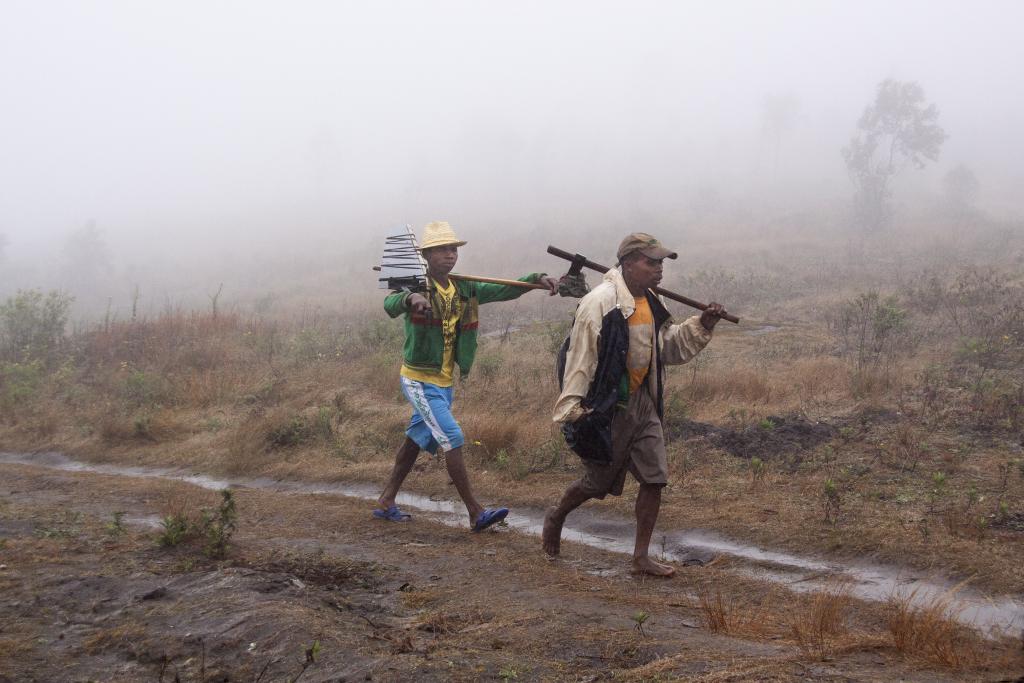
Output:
[1, 221, 1023, 677]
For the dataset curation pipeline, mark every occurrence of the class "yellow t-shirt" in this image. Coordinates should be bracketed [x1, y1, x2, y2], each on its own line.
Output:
[400, 279, 460, 387]
[627, 296, 654, 393]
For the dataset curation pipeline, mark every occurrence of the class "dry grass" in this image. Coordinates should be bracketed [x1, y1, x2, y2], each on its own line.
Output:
[153, 480, 221, 521]
[5, 446, 1022, 680]
[81, 623, 148, 655]
[885, 588, 984, 670]
[697, 586, 774, 638]
[0, 634, 38, 662]
[1, 226, 1023, 631]
[401, 588, 443, 610]
[415, 608, 489, 635]
[698, 587, 733, 633]
[788, 581, 855, 660]
[462, 412, 520, 454]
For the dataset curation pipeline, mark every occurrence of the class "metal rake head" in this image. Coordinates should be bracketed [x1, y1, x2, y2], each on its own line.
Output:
[376, 224, 427, 291]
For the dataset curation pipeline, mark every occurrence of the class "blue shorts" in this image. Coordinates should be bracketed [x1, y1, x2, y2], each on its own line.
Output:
[400, 377, 464, 455]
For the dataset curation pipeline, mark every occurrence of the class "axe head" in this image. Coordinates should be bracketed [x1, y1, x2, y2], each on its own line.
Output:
[567, 253, 588, 277]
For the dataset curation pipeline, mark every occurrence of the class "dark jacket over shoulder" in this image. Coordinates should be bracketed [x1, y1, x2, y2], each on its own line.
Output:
[554, 268, 711, 462]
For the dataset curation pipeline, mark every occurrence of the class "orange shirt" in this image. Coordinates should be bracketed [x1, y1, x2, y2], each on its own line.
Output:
[627, 296, 654, 393]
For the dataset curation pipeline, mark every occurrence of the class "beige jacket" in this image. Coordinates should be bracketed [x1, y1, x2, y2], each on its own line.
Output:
[553, 267, 712, 423]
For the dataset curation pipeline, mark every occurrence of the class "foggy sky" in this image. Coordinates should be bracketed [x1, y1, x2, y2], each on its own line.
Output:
[2, 1, 1023, 275]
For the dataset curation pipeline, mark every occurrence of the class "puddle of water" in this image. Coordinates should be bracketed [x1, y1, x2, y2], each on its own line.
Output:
[2, 451, 1021, 638]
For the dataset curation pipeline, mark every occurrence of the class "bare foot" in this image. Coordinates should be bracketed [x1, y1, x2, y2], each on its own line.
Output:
[631, 556, 676, 577]
[542, 508, 563, 556]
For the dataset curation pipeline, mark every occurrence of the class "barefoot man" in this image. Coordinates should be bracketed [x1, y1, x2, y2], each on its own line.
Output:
[543, 233, 727, 575]
[376, 221, 558, 531]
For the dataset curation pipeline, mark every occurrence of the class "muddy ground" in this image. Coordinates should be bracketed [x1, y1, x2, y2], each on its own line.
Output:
[2, 462, 1021, 682]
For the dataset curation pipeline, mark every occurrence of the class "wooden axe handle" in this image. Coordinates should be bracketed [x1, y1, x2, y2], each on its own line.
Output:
[450, 274, 548, 290]
[547, 245, 740, 324]
[372, 267, 546, 290]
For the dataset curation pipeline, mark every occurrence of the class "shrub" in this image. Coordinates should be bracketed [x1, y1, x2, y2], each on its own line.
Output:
[823, 478, 841, 524]
[266, 415, 312, 448]
[827, 291, 911, 372]
[357, 318, 403, 354]
[158, 513, 190, 547]
[200, 490, 237, 558]
[0, 289, 73, 362]
[289, 326, 332, 364]
[123, 370, 169, 407]
[312, 406, 335, 440]
[156, 489, 237, 558]
[0, 360, 43, 408]
[474, 349, 503, 381]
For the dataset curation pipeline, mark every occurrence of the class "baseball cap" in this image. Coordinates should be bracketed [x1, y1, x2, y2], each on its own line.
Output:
[616, 232, 678, 261]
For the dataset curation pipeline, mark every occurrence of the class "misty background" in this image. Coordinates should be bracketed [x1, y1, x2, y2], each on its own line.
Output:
[1, 1, 1022, 319]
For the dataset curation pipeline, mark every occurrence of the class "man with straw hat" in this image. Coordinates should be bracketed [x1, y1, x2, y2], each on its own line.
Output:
[375, 221, 559, 531]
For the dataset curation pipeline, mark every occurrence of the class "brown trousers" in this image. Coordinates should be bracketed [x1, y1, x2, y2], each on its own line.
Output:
[578, 386, 668, 499]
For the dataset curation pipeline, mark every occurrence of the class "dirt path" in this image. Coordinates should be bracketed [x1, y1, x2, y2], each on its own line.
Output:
[4, 451, 1021, 639]
[0, 462, 1018, 682]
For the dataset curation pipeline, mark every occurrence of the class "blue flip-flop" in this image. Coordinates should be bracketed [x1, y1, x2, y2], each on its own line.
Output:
[472, 507, 509, 532]
[373, 505, 412, 522]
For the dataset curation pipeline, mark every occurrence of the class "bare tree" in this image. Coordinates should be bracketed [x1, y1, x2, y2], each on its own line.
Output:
[842, 79, 947, 232]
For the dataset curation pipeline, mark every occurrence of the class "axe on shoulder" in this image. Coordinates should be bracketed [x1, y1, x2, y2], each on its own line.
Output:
[547, 245, 740, 324]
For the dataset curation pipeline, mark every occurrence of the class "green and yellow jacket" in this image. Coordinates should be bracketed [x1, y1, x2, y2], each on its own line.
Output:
[384, 273, 546, 378]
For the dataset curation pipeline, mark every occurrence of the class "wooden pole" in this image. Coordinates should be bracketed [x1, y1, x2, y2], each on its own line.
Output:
[449, 273, 548, 290]
[372, 266, 548, 290]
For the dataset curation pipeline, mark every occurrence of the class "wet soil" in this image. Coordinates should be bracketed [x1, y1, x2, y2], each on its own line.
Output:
[665, 408, 899, 463]
[3, 451, 1023, 640]
[2, 461, 1012, 682]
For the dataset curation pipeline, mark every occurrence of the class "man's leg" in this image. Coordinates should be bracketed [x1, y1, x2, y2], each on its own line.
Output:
[377, 437, 420, 510]
[441, 446, 485, 525]
[632, 483, 675, 577]
[542, 480, 593, 556]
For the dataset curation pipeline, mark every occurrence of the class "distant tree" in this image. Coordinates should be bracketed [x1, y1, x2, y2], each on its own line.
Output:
[62, 220, 112, 292]
[0, 232, 8, 264]
[942, 163, 980, 220]
[761, 92, 799, 174]
[842, 79, 947, 232]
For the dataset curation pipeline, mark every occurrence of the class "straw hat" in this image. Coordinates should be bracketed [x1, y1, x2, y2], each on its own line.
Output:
[419, 221, 467, 250]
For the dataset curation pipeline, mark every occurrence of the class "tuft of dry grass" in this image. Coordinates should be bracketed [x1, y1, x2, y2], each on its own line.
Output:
[698, 587, 733, 633]
[401, 588, 443, 610]
[886, 588, 983, 669]
[788, 581, 854, 660]
[696, 586, 773, 637]
[462, 412, 520, 455]
[81, 623, 148, 655]
[98, 408, 185, 445]
[416, 609, 467, 635]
